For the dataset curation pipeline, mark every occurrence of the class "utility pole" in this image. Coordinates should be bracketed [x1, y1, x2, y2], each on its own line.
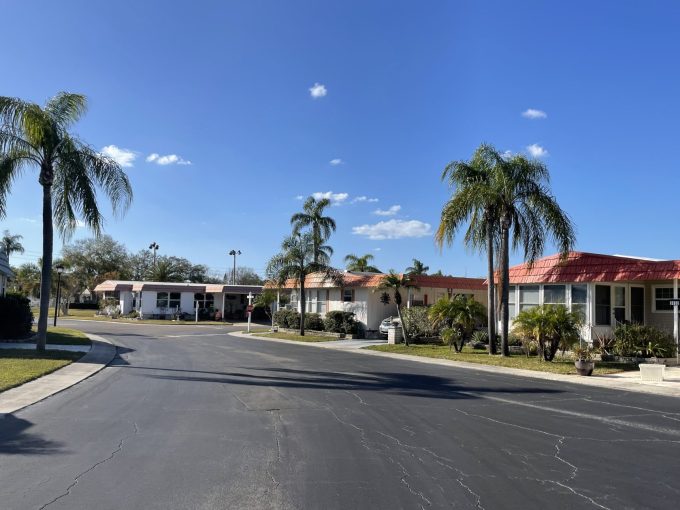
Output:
[229, 249, 241, 285]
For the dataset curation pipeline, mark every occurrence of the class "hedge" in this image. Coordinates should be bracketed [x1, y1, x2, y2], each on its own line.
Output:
[0, 293, 34, 340]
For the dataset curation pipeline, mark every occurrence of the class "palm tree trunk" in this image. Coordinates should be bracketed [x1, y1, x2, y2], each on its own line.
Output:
[36, 183, 53, 352]
[396, 303, 409, 346]
[299, 275, 306, 336]
[499, 216, 511, 357]
[486, 228, 497, 355]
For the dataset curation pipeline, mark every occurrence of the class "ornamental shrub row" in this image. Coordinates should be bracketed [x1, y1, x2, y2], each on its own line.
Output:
[273, 309, 358, 334]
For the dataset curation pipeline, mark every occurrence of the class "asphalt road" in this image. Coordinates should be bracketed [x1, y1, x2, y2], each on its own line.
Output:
[1, 320, 679, 510]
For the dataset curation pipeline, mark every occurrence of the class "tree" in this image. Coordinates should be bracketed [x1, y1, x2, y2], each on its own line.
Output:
[291, 196, 336, 264]
[266, 232, 334, 336]
[429, 295, 487, 352]
[10, 262, 41, 297]
[254, 289, 278, 327]
[2, 230, 24, 260]
[494, 153, 575, 357]
[376, 271, 417, 346]
[148, 257, 185, 282]
[226, 266, 264, 286]
[0, 92, 133, 350]
[128, 249, 154, 281]
[436, 144, 501, 354]
[344, 253, 381, 273]
[61, 235, 130, 294]
[512, 305, 582, 361]
[405, 258, 429, 275]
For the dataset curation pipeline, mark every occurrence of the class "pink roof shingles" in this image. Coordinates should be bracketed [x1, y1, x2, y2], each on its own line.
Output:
[508, 252, 680, 284]
[280, 272, 486, 291]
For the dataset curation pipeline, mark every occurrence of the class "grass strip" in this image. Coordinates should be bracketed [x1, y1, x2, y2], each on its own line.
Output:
[365, 344, 637, 375]
[254, 332, 339, 343]
[0, 349, 84, 393]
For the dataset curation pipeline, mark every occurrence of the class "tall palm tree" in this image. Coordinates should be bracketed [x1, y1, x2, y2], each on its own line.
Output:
[266, 232, 333, 336]
[148, 258, 184, 282]
[344, 253, 381, 273]
[291, 196, 337, 263]
[2, 230, 24, 259]
[376, 271, 417, 346]
[494, 153, 575, 356]
[0, 92, 133, 350]
[436, 143, 501, 354]
[405, 258, 429, 275]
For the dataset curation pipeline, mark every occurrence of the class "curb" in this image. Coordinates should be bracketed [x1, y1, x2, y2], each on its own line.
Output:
[233, 331, 680, 399]
[0, 333, 117, 415]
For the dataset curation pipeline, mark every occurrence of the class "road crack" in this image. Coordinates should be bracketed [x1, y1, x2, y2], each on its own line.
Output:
[38, 422, 139, 510]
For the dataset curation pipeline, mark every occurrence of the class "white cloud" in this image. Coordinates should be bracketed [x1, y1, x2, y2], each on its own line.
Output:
[309, 82, 327, 99]
[521, 108, 547, 119]
[329, 158, 343, 166]
[352, 196, 379, 204]
[146, 153, 192, 166]
[312, 191, 349, 205]
[101, 145, 136, 167]
[526, 143, 549, 158]
[295, 195, 304, 200]
[501, 150, 514, 160]
[352, 219, 432, 240]
[373, 247, 382, 252]
[373, 205, 401, 216]
[19, 217, 38, 223]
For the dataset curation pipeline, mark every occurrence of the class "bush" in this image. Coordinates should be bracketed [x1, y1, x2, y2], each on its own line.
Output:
[273, 309, 300, 329]
[304, 313, 324, 331]
[401, 306, 437, 340]
[323, 311, 358, 334]
[442, 327, 464, 352]
[470, 330, 489, 349]
[0, 293, 34, 340]
[613, 324, 676, 358]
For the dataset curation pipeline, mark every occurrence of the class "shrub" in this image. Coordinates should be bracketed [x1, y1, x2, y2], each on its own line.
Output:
[401, 306, 437, 340]
[304, 313, 324, 331]
[470, 330, 489, 349]
[99, 297, 120, 317]
[613, 324, 676, 358]
[442, 327, 464, 352]
[512, 304, 582, 361]
[323, 311, 358, 334]
[0, 293, 33, 340]
[273, 309, 300, 329]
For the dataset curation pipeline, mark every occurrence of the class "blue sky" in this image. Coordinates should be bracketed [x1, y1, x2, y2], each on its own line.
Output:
[3, 0, 680, 278]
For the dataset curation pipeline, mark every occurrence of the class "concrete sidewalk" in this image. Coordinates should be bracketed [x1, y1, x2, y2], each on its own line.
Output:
[0, 334, 116, 415]
[0, 342, 91, 353]
[233, 331, 680, 398]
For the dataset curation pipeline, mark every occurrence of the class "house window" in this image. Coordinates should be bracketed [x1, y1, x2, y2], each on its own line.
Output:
[194, 293, 214, 309]
[343, 289, 354, 302]
[543, 285, 566, 305]
[595, 285, 611, 325]
[631, 287, 644, 324]
[519, 285, 539, 312]
[508, 286, 516, 318]
[157, 292, 181, 309]
[613, 286, 626, 324]
[654, 287, 675, 312]
[571, 284, 587, 322]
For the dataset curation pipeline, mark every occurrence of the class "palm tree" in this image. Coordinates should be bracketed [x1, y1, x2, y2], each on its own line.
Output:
[344, 253, 381, 273]
[512, 304, 581, 361]
[291, 196, 337, 264]
[148, 258, 184, 282]
[436, 143, 501, 355]
[2, 230, 24, 260]
[376, 271, 417, 346]
[0, 92, 133, 350]
[494, 153, 575, 356]
[429, 295, 487, 351]
[266, 232, 333, 336]
[405, 258, 429, 275]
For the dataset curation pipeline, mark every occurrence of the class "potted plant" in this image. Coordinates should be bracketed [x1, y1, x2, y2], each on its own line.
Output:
[573, 346, 595, 376]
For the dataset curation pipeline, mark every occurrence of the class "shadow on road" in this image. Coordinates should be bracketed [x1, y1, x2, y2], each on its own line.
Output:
[116, 365, 563, 400]
[0, 415, 66, 455]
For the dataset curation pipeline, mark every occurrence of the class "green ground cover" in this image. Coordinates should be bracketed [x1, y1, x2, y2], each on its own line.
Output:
[365, 344, 637, 375]
[253, 332, 339, 343]
[0, 349, 85, 393]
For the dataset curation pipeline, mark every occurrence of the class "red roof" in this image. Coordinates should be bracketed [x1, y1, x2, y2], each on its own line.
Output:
[508, 252, 680, 284]
[277, 272, 486, 290]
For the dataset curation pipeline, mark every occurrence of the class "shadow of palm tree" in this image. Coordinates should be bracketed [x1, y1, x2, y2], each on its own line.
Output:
[0, 415, 66, 455]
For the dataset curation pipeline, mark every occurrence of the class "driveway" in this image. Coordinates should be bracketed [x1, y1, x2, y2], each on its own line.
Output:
[1, 319, 679, 509]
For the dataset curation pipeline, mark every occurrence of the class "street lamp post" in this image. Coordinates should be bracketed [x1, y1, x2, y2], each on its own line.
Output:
[53, 265, 64, 327]
[149, 241, 160, 267]
[229, 250, 241, 285]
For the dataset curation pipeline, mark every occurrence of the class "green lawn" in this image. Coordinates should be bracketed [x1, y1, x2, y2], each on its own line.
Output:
[0, 349, 85, 393]
[253, 332, 339, 343]
[365, 344, 638, 375]
[38, 326, 91, 345]
[32, 307, 233, 326]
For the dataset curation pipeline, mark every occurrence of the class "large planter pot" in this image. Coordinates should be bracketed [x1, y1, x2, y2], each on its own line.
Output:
[574, 360, 595, 376]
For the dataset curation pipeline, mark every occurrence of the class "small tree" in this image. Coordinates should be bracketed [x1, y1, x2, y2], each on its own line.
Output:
[375, 271, 417, 346]
[254, 289, 278, 328]
[512, 305, 582, 361]
[429, 295, 486, 352]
